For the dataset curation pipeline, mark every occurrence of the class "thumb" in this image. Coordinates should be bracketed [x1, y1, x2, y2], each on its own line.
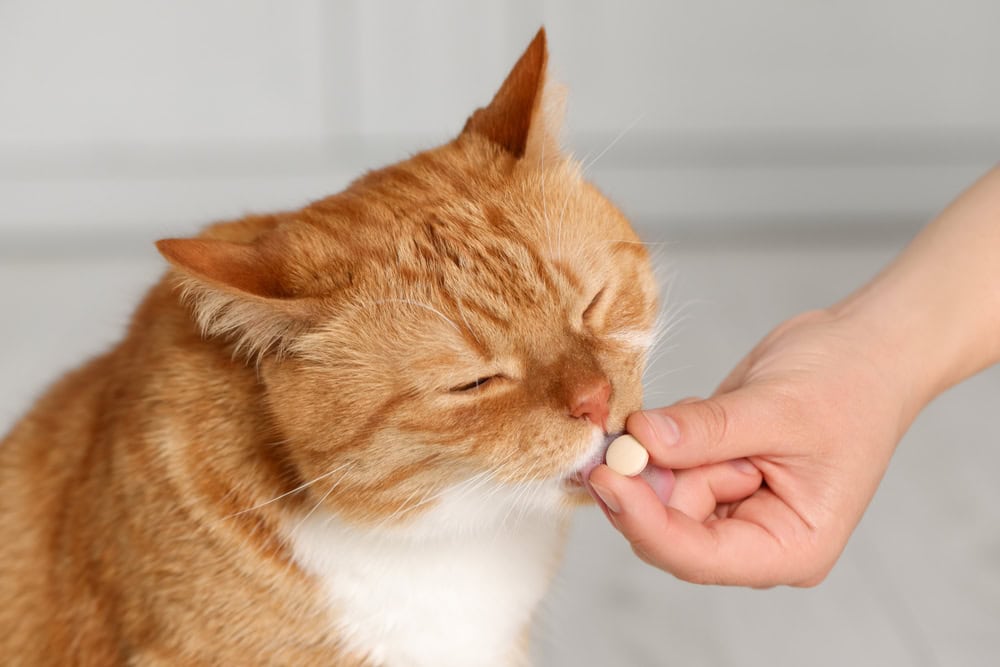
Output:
[626, 386, 786, 469]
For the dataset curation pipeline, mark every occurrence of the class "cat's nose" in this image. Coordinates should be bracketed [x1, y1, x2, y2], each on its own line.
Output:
[568, 377, 611, 432]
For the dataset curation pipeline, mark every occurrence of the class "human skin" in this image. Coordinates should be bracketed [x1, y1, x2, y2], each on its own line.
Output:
[588, 165, 1000, 587]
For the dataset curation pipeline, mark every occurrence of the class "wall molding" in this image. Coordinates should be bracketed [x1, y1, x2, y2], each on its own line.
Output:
[1, 129, 996, 257]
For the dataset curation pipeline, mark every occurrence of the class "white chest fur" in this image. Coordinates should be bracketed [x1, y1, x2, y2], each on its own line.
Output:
[286, 481, 569, 667]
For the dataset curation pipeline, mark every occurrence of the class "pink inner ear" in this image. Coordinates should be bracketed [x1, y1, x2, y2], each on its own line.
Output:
[155, 238, 288, 299]
[462, 28, 548, 158]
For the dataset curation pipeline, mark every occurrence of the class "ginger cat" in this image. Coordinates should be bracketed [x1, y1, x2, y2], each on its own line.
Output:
[0, 29, 658, 666]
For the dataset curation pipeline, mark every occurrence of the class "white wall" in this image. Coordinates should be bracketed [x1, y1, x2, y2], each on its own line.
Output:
[2, 0, 998, 254]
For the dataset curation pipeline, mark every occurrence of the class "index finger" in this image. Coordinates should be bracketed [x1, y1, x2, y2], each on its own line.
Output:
[626, 386, 793, 470]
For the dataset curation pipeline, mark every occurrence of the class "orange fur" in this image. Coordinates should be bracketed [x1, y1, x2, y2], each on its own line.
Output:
[0, 28, 657, 665]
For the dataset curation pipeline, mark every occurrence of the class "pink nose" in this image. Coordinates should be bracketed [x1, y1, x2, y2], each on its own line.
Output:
[569, 378, 611, 431]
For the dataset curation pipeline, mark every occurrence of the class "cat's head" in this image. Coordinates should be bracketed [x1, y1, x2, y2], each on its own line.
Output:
[157, 29, 658, 533]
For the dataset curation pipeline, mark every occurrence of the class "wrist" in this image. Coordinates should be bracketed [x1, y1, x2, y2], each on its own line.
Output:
[830, 258, 999, 429]
[828, 291, 942, 431]
[829, 168, 1000, 424]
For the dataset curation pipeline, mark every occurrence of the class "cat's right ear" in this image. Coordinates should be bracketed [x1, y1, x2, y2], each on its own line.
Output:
[462, 27, 565, 166]
[156, 238, 315, 358]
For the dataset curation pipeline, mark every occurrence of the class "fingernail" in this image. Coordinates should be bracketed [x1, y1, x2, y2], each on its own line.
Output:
[644, 412, 680, 446]
[730, 457, 757, 474]
[590, 482, 621, 513]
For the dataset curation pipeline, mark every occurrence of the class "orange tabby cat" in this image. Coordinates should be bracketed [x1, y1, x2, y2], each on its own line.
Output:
[0, 29, 661, 666]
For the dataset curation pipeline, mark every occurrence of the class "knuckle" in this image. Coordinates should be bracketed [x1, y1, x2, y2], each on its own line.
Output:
[683, 569, 717, 586]
[796, 557, 835, 587]
[697, 397, 730, 451]
[629, 542, 656, 567]
[628, 537, 703, 581]
[794, 568, 830, 588]
[674, 395, 702, 406]
[628, 537, 674, 573]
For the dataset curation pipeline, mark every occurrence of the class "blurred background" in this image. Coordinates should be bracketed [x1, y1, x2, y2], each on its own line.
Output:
[1, 1, 998, 665]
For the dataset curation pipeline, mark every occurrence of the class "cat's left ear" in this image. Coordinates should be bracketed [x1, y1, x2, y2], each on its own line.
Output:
[462, 27, 565, 166]
[155, 237, 316, 358]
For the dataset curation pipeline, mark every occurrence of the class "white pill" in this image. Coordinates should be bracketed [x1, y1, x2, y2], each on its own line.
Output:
[605, 434, 649, 477]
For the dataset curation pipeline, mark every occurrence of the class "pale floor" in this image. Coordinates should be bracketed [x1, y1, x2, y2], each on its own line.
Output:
[1, 239, 997, 666]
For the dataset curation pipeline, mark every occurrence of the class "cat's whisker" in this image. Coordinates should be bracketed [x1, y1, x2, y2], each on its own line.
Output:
[540, 127, 555, 258]
[643, 363, 693, 387]
[445, 470, 497, 506]
[602, 239, 672, 249]
[380, 469, 491, 527]
[456, 457, 521, 511]
[497, 479, 527, 529]
[645, 324, 684, 363]
[650, 312, 690, 352]
[480, 466, 517, 506]
[649, 295, 698, 350]
[511, 478, 542, 526]
[454, 296, 482, 346]
[642, 373, 696, 406]
[368, 462, 506, 533]
[225, 462, 352, 519]
[499, 460, 544, 529]
[554, 181, 573, 262]
[517, 484, 550, 526]
[374, 484, 432, 529]
[646, 331, 685, 372]
[581, 112, 645, 175]
[289, 468, 352, 537]
[644, 343, 683, 373]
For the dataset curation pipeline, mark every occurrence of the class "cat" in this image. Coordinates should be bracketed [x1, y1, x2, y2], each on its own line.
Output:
[0, 28, 659, 666]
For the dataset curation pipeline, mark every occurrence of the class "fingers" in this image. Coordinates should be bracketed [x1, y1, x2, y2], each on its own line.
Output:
[626, 387, 789, 469]
[668, 459, 762, 521]
[589, 465, 813, 587]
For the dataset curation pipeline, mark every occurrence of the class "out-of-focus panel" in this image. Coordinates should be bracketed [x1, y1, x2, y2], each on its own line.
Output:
[0, 0, 329, 144]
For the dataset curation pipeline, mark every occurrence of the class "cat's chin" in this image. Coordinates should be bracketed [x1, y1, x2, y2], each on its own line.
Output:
[561, 481, 599, 507]
[559, 433, 616, 504]
[560, 475, 594, 506]
[561, 456, 603, 493]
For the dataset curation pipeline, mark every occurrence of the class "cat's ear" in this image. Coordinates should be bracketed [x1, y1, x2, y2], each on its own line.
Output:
[156, 238, 314, 359]
[462, 27, 565, 166]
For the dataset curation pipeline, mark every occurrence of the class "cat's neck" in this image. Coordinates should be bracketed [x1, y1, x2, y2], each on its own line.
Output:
[286, 481, 570, 667]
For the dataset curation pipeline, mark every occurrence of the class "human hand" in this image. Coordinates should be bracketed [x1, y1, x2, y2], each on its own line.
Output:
[588, 308, 917, 587]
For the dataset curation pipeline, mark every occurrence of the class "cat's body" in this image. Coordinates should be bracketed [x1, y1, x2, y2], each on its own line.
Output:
[0, 281, 558, 665]
[0, 30, 658, 666]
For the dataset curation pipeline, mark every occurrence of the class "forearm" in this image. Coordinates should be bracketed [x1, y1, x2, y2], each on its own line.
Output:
[833, 165, 1000, 425]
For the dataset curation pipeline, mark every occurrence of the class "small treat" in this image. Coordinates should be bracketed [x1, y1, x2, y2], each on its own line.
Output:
[605, 434, 649, 477]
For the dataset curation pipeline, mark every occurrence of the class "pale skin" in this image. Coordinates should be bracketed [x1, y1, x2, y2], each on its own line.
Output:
[589, 165, 1000, 587]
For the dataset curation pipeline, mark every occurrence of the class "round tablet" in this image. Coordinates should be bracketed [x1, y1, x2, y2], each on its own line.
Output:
[605, 434, 649, 477]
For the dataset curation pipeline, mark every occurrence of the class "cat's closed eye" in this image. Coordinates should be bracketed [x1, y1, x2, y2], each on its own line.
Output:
[582, 287, 606, 323]
[449, 375, 501, 393]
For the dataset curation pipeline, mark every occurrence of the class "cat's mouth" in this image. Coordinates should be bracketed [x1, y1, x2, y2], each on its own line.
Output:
[562, 433, 615, 493]
[562, 433, 675, 505]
